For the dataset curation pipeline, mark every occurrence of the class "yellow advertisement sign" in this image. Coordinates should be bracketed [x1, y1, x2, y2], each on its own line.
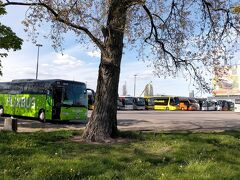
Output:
[213, 65, 240, 96]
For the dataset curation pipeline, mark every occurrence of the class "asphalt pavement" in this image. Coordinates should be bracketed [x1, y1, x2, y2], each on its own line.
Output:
[0, 111, 240, 132]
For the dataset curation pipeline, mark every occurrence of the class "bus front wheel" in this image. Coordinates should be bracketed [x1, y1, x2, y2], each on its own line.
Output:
[39, 110, 45, 123]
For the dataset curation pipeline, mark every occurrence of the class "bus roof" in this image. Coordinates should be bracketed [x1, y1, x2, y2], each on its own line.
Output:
[10, 79, 85, 85]
[0, 79, 86, 94]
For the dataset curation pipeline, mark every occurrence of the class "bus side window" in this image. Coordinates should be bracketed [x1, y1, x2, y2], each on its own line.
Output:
[46, 90, 53, 106]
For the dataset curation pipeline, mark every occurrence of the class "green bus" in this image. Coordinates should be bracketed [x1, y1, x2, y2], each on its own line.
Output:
[0, 79, 88, 122]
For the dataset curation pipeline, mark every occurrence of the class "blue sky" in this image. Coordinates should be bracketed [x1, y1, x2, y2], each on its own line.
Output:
[0, 5, 213, 98]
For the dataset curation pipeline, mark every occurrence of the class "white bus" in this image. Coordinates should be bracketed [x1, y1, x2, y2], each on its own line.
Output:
[118, 96, 134, 110]
[118, 96, 145, 110]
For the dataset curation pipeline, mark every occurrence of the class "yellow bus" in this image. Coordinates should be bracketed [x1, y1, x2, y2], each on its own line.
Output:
[154, 96, 180, 111]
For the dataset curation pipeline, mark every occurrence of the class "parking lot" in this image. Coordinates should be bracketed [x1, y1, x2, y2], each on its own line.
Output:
[1, 111, 240, 132]
[117, 111, 240, 131]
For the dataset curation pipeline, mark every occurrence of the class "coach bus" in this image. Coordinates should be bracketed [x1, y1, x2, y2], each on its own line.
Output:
[118, 96, 146, 110]
[179, 97, 200, 111]
[0, 79, 88, 122]
[154, 96, 180, 111]
[133, 97, 145, 110]
[118, 96, 134, 110]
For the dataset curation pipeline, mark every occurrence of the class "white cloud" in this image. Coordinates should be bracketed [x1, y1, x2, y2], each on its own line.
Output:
[87, 50, 101, 58]
[53, 54, 83, 66]
[42, 63, 50, 67]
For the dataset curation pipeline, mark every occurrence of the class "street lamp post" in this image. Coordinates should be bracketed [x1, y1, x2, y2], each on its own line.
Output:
[36, 44, 42, 80]
[134, 74, 137, 97]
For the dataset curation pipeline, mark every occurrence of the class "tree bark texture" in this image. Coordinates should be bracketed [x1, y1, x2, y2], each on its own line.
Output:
[82, 0, 128, 142]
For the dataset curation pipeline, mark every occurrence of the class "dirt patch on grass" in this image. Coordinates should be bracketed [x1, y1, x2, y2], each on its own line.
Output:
[70, 135, 134, 144]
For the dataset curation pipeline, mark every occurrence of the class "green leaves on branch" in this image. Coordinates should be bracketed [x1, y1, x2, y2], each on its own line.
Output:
[0, 6, 23, 51]
[0, 24, 23, 51]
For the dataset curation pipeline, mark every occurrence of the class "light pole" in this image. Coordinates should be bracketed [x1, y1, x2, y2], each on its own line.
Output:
[36, 44, 42, 79]
[134, 74, 137, 97]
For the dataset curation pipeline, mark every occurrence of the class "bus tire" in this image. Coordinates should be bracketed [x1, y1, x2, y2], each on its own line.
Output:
[0, 106, 3, 116]
[166, 107, 169, 111]
[39, 110, 46, 123]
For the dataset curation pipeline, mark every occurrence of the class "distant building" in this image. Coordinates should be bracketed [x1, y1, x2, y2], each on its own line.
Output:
[189, 90, 194, 98]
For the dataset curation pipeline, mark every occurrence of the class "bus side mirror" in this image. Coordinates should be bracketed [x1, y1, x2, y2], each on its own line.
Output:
[46, 90, 51, 95]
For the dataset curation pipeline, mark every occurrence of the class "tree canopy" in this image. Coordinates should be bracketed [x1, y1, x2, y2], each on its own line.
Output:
[2, 0, 239, 91]
[0, 5, 23, 75]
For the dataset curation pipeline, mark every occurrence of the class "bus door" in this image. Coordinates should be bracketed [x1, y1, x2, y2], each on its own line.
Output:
[52, 86, 63, 120]
[87, 89, 95, 110]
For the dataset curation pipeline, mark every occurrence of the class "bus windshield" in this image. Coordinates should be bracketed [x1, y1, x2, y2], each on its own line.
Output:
[124, 97, 133, 105]
[170, 97, 180, 105]
[202, 101, 208, 106]
[146, 98, 154, 106]
[134, 97, 145, 106]
[63, 83, 87, 107]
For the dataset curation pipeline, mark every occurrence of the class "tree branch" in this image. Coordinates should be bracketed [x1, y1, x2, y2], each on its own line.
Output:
[2, 1, 106, 52]
[201, 0, 240, 38]
[142, 4, 181, 68]
[142, 3, 213, 91]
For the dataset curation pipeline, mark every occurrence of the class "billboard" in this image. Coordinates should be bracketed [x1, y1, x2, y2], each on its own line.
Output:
[213, 65, 240, 96]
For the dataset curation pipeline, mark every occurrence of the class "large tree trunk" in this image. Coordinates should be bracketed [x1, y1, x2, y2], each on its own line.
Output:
[82, 1, 128, 142]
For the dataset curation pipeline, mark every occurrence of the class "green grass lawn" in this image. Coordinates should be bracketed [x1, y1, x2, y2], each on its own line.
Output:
[0, 130, 240, 180]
